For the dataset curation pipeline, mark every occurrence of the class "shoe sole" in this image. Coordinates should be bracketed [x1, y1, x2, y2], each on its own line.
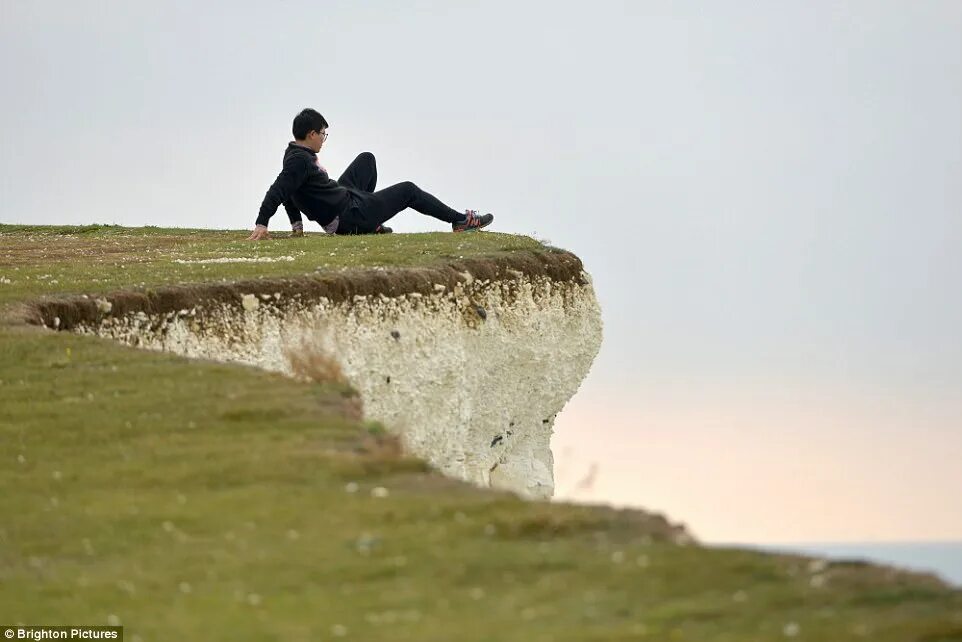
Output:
[453, 219, 493, 233]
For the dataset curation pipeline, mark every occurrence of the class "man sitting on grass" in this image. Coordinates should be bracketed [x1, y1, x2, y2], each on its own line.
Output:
[247, 108, 494, 239]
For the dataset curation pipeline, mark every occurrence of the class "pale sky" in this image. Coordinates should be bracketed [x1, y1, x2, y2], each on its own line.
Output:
[1, 1, 959, 543]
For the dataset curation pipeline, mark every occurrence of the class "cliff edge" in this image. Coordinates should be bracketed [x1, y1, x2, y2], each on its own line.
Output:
[52, 250, 603, 499]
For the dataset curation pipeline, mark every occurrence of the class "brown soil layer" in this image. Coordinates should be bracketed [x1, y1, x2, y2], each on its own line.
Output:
[4, 249, 586, 330]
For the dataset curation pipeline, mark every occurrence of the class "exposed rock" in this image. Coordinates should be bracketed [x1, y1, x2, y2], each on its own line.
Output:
[241, 294, 259, 311]
[58, 251, 601, 500]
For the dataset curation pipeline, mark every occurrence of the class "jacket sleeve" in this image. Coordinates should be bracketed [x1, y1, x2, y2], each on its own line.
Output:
[256, 157, 310, 227]
[283, 198, 302, 227]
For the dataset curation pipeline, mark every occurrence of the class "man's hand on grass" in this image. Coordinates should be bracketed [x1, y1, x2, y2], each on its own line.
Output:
[246, 224, 270, 241]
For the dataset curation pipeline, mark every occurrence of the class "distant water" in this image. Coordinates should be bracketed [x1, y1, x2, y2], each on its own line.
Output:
[716, 541, 962, 588]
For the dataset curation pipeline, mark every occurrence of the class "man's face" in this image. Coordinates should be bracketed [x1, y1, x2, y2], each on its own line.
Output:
[306, 128, 328, 152]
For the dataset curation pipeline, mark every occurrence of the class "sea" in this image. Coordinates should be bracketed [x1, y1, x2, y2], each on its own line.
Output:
[714, 541, 962, 588]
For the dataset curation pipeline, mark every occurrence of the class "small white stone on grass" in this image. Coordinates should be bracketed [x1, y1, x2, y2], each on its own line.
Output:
[732, 590, 748, 602]
[331, 624, 348, 637]
[174, 256, 295, 264]
[344, 481, 359, 493]
[371, 486, 389, 498]
[783, 622, 800, 637]
[106, 614, 121, 626]
[286, 529, 300, 541]
[179, 581, 192, 594]
[611, 550, 625, 563]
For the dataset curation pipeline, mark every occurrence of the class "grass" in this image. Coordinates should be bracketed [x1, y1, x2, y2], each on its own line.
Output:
[1, 225, 961, 641]
[0, 223, 543, 306]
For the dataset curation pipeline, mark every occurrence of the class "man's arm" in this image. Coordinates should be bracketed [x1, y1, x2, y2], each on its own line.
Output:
[283, 198, 304, 236]
[249, 157, 310, 240]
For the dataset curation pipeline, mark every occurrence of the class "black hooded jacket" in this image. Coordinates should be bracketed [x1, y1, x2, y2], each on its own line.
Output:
[256, 142, 354, 228]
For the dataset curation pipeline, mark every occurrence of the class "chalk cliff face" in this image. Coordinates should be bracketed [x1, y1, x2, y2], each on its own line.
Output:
[70, 252, 602, 499]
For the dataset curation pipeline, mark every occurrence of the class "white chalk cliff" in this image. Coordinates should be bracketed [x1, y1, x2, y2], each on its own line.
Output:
[73, 253, 602, 499]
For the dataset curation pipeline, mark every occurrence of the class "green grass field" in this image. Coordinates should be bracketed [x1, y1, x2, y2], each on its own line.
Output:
[2, 225, 960, 641]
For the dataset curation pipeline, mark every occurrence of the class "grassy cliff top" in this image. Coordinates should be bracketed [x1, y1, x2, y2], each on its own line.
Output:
[0, 223, 546, 306]
[1, 225, 960, 641]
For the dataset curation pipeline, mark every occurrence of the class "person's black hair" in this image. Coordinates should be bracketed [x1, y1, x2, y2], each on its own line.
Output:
[292, 108, 329, 140]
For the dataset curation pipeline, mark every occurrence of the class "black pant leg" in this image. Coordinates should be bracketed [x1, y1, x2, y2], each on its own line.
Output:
[354, 181, 463, 232]
[337, 152, 377, 192]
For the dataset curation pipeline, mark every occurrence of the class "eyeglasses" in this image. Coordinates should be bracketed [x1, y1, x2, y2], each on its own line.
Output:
[317, 130, 329, 140]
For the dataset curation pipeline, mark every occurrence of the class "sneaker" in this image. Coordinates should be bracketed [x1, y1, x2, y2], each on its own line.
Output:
[373, 225, 393, 234]
[452, 209, 494, 232]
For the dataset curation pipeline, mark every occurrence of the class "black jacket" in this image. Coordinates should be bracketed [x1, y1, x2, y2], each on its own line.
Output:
[256, 142, 353, 228]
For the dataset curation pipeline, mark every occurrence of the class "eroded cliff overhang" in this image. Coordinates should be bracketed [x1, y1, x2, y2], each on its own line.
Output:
[24, 250, 603, 499]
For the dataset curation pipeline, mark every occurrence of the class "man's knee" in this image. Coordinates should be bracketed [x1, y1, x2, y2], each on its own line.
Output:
[358, 151, 375, 165]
